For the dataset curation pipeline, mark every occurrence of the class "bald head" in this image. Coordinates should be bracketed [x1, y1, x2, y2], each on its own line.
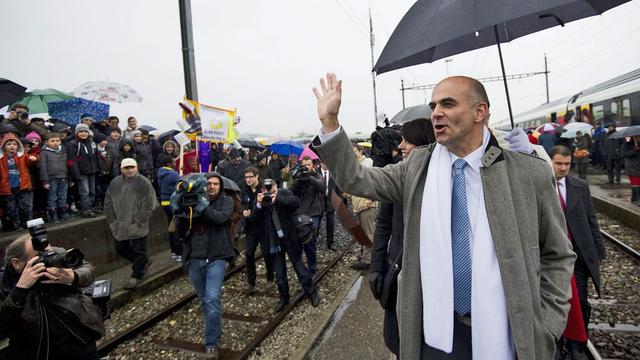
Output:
[437, 76, 490, 109]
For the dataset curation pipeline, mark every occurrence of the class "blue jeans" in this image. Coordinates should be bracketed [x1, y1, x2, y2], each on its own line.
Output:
[78, 174, 95, 211]
[303, 216, 321, 274]
[188, 259, 227, 348]
[47, 178, 68, 210]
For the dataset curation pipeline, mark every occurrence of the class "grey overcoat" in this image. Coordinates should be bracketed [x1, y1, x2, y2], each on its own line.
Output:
[313, 129, 575, 360]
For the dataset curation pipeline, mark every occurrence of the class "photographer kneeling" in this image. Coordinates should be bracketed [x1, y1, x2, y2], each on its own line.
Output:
[255, 179, 320, 312]
[0, 232, 102, 360]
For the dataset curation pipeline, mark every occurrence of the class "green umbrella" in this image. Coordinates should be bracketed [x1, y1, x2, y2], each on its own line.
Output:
[11, 88, 74, 114]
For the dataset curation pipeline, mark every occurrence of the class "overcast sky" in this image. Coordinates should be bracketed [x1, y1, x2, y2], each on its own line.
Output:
[3, 0, 639, 137]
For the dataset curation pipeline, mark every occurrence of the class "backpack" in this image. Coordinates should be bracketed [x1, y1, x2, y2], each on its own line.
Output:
[370, 125, 402, 167]
[294, 214, 316, 244]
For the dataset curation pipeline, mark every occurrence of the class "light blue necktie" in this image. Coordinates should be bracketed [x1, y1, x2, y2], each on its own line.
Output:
[451, 158, 472, 316]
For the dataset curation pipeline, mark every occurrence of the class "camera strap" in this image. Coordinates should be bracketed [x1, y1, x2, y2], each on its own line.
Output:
[271, 209, 285, 239]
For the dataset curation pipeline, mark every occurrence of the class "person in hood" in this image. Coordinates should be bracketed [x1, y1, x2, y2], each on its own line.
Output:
[66, 124, 99, 218]
[156, 140, 178, 169]
[157, 156, 182, 262]
[39, 133, 70, 223]
[0, 133, 38, 230]
[94, 133, 116, 211]
[175, 173, 235, 359]
[115, 139, 136, 175]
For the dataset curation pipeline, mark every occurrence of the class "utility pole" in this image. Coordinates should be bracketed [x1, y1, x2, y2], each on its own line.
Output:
[369, 7, 378, 128]
[179, 0, 198, 101]
[401, 79, 406, 109]
[544, 54, 550, 103]
[445, 59, 453, 76]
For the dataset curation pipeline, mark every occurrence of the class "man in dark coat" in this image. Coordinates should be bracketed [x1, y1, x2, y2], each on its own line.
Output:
[217, 149, 250, 186]
[176, 173, 235, 359]
[319, 162, 339, 251]
[549, 145, 606, 358]
[256, 153, 275, 182]
[254, 181, 320, 312]
[604, 124, 623, 184]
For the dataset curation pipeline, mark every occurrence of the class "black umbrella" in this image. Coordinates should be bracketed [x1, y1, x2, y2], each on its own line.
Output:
[0, 78, 27, 108]
[238, 138, 265, 149]
[158, 129, 180, 143]
[390, 104, 433, 124]
[203, 172, 241, 192]
[373, 0, 631, 128]
[609, 125, 640, 139]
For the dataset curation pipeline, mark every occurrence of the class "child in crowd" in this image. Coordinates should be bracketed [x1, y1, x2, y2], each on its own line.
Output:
[39, 132, 69, 223]
[0, 133, 37, 230]
[132, 130, 154, 180]
[25, 131, 46, 219]
[66, 124, 98, 218]
[116, 139, 136, 174]
[94, 133, 116, 211]
[157, 156, 182, 261]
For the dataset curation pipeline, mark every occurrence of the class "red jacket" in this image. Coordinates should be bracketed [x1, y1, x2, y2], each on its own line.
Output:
[0, 135, 37, 195]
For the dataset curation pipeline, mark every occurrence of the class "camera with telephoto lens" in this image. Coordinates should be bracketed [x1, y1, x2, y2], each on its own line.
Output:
[262, 179, 274, 206]
[291, 165, 310, 179]
[27, 218, 84, 268]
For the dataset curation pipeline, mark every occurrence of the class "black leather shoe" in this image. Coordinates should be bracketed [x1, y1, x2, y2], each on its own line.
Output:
[310, 291, 320, 307]
[327, 242, 337, 251]
[274, 299, 289, 312]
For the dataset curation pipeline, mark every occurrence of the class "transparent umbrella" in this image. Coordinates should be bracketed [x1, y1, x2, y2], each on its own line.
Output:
[71, 81, 143, 103]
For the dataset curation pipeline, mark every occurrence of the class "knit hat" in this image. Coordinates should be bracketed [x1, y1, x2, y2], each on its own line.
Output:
[130, 130, 142, 137]
[256, 154, 267, 162]
[109, 127, 122, 134]
[120, 158, 137, 168]
[25, 131, 42, 142]
[80, 113, 94, 122]
[75, 123, 91, 134]
[94, 133, 107, 144]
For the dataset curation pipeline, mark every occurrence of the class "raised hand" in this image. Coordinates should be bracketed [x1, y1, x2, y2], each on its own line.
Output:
[312, 73, 342, 133]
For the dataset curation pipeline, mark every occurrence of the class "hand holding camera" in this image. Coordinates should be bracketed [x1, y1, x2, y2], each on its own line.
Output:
[15, 257, 55, 289]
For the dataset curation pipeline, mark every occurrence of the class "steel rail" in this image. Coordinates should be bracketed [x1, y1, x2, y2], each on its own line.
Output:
[600, 229, 640, 262]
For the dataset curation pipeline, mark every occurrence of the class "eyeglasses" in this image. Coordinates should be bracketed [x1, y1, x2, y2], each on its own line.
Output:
[244, 175, 256, 179]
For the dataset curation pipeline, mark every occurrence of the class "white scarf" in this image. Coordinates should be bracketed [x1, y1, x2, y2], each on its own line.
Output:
[420, 127, 513, 358]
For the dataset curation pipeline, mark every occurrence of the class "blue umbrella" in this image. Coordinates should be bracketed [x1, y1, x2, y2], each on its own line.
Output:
[269, 140, 304, 156]
[47, 98, 110, 125]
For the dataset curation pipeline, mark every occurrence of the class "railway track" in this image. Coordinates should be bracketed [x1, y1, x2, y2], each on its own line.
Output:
[99, 239, 356, 359]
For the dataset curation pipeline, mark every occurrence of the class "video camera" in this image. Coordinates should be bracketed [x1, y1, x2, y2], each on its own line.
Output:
[27, 218, 84, 269]
[262, 179, 274, 206]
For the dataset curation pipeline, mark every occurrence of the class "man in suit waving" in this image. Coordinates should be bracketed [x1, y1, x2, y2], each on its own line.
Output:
[311, 73, 575, 360]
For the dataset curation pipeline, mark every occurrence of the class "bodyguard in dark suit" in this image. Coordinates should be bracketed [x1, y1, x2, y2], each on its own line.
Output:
[549, 145, 606, 357]
[319, 162, 338, 251]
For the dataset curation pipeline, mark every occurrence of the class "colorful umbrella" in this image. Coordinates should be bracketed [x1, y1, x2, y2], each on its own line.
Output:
[47, 98, 110, 125]
[11, 88, 74, 114]
[270, 140, 304, 157]
[535, 123, 564, 134]
[299, 144, 319, 160]
[71, 81, 143, 103]
[0, 78, 27, 108]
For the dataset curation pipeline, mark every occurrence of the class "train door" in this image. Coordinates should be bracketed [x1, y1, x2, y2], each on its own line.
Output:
[610, 98, 631, 126]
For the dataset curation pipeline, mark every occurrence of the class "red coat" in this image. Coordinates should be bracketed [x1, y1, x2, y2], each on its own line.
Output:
[0, 151, 37, 195]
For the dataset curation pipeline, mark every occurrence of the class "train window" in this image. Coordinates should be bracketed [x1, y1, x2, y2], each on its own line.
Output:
[622, 99, 631, 125]
[592, 105, 604, 124]
[611, 99, 631, 126]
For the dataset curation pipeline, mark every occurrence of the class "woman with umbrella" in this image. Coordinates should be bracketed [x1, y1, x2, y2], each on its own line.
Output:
[572, 131, 590, 180]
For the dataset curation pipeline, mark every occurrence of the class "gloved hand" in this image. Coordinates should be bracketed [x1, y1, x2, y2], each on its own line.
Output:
[369, 271, 384, 300]
[504, 127, 533, 154]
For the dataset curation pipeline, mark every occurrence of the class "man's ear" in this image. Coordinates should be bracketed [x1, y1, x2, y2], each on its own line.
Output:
[474, 102, 490, 124]
[10, 258, 24, 273]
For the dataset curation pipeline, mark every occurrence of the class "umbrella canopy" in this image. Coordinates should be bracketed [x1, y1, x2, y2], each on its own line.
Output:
[560, 122, 594, 138]
[158, 130, 180, 144]
[270, 140, 304, 157]
[0, 78, 27, 108]
[390, 104, 432, 124]
[71, 81, 143, 103]
[373, 0, 631, 127]
[139, 125, 157, 132]
[536, 122, 564, 134]
[299, 144, 319, 160]
[11, 88, 74, 114]
[238, 138, 266, 149]
[47, 97, 110, 126]
[609, 125, 640, 139]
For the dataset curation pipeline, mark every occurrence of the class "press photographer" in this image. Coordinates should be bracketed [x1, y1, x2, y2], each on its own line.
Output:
[290, 157, 326, 275]
[254, 178, 320, 312]
[0, 221, 103, 360]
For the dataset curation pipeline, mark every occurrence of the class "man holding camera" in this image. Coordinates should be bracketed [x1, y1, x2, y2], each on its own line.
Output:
[3, 104, 49, 138]
[290, 156, 326, 275]
[254, 178, 320, 312]
[175, 173, 236, 359]
[241, 166, 274, 293]
[104, 158, 158, 290]
[1, 233, 102, 359]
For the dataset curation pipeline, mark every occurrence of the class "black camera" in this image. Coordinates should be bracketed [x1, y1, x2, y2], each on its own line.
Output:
[27, 218, 84, 269]
[262, 179, 274, 206]
[18, 112, 29, 121]
[180, 192, 201, 207]
[291, 165, 310, 179]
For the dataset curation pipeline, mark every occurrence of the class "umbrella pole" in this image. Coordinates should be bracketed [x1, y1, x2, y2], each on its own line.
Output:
[494, 25, 515, 129]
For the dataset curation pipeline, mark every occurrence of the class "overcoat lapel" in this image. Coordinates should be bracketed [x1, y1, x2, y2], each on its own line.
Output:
[564, 176, 579, 213]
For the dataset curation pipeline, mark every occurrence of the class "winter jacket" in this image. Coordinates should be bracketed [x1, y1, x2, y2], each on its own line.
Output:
[604, 130, 623, 159]
[217, 159, 251, 186]
[241, 184, 264, 234]
[257, 164, 275, 182]
[96, 145, 116, 177]
[255, 188, 302, 254]
[176, 174, 236, 263]
[1, 118, 48, 138]
[290, 171, 325, 217]
[133, 141, 154, 176]
[0, 251, 100, 360]
[157, 166, 180, 203]
[268, 158, 286, 184]
[622, 139, 640, 176]
[114, 140, 137, 173]
[66, 137, 98, 178]
[0, 135, 37, 195]
[39, 145, 68, 183]
[104, 173, 158, 241]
